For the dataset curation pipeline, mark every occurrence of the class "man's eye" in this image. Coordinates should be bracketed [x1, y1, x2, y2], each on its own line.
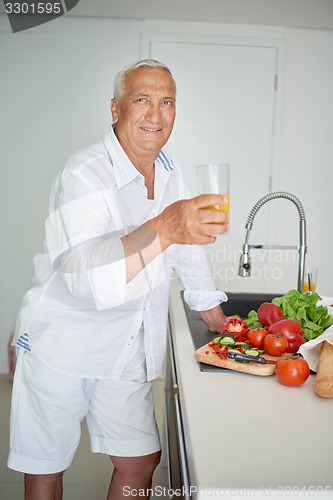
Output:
[162, 100, 174, 106]
[136, 98, 147, 103]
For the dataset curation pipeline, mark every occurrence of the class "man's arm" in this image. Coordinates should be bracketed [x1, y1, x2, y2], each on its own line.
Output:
[49, 187, 228, 308]
[122, 194, 229, 283]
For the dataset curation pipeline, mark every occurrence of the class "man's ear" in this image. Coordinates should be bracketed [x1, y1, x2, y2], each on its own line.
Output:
[111, 98, 118, 124]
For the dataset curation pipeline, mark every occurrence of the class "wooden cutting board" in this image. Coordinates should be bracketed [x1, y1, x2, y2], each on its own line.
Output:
[194, 343, 279, 376]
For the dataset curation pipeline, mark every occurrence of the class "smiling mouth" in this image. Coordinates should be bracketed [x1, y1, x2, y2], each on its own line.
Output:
[140, 127, 162, 132]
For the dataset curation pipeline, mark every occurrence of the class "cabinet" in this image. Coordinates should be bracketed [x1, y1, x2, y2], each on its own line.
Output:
[164, 319, 191, 499]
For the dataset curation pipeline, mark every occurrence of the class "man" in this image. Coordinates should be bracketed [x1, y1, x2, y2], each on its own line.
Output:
[8, 59, 229, 499]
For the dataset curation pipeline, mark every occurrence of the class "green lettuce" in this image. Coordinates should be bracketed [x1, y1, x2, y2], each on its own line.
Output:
[272, 290, 333, 341]
[244, 290, 333, 341]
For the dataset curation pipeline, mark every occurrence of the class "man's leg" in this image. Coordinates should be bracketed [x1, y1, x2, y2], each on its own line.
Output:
[24, 471, 65, 500]
[108, 451, 161, 499]
[8, 352, 91, 499]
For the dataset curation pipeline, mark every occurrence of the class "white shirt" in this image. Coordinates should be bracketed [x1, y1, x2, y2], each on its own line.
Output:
[14, 128, 227, 380]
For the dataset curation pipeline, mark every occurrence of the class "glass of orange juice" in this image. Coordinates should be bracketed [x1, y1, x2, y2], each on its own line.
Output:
[196, 163, 230, 228]
[303, 266, 318, 293]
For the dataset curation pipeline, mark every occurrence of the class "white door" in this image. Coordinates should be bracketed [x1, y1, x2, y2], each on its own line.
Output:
[142, 34, 289, 294]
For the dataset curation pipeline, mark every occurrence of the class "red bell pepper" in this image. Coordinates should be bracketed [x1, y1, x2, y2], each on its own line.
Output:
[209, 343, 229, 359]
[257, 302, 285, 327]
[267, 319, 305, 353]
[220, 316, 249, 342]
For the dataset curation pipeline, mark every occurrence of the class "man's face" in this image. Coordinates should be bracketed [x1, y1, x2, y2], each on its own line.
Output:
[111, 67, 176, 161]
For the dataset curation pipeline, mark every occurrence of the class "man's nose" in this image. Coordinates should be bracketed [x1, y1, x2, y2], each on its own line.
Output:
[145, 102, 162, 122]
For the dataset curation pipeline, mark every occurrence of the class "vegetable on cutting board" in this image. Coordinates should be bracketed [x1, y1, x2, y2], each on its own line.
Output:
[220, 316, 250, 342]
[209, 333, 265, 360]
[245, 329, 268, 350]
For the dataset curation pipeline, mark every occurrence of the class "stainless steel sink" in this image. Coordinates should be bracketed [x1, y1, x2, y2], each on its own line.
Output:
[220, 292, 280, 318]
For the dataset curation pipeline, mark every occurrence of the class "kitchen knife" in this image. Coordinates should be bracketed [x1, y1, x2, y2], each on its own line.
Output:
[227, 351, 276, 364]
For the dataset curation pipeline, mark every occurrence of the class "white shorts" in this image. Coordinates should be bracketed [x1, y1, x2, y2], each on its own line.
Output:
[7, 349, 161, 474]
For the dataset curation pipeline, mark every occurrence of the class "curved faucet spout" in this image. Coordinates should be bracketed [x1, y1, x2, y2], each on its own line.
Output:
[238, 191, 307, 293]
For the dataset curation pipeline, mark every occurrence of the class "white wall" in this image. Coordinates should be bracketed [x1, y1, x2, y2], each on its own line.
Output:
[1, 14, 332, 373]
[0, 15, 143, 374]
[277, 27, 333, 283]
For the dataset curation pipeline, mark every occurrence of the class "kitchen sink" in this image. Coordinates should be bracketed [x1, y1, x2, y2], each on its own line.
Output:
[182, 291, 281, 371]
[219, 292, 280, 318]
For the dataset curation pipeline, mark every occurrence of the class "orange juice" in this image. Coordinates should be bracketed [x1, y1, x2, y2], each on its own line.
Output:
[201, 194, 230, 223]
[302, 267, 318, 293]
[302, 282, 316, 293]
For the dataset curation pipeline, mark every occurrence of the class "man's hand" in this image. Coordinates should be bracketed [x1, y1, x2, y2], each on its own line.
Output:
[199, 304, 227, 333]
[122, 195, 228, 283]
[146, 195, 229, 250]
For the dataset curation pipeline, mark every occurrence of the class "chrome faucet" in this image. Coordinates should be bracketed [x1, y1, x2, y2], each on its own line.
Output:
[238, 192, 307, 293]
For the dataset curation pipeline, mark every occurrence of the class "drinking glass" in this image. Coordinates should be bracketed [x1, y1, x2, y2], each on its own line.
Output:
[303, 266, 318, 293]
[196, 163, 230, 226]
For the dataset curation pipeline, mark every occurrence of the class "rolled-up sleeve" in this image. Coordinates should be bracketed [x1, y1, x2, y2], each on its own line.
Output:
[183, 289, 228, 311]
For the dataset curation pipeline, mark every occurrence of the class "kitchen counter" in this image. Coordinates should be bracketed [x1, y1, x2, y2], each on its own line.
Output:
[168, 282, 333, 500]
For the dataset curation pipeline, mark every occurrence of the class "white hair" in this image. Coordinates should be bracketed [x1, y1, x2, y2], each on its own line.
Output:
[113, 59, 176, 102]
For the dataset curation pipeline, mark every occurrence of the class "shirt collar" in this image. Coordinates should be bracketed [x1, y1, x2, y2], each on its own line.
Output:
[103, 127, 173, 191]
[103, 127, 139, 190]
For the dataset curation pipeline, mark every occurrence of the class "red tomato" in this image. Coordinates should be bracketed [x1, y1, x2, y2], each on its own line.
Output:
[257, 302, 285, 327]
[246, 329, 268, 349]
[268, 319, 305, 353]
[264, 333, 289, 356]
[275, 355, 310, 387]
